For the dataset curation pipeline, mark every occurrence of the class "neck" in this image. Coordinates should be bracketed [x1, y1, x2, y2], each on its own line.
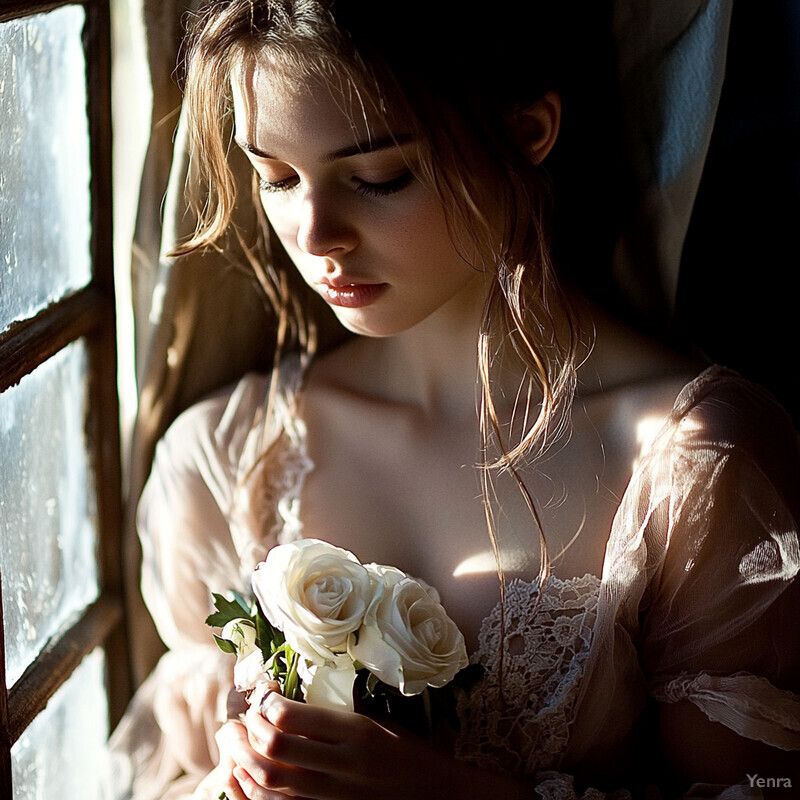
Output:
[356, 273, 490, 420]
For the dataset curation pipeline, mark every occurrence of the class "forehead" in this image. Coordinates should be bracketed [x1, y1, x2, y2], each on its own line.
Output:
[230, 55, 392, 157]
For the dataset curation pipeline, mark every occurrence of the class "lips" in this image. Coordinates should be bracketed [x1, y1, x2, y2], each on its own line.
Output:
[317, 280, 388, 309]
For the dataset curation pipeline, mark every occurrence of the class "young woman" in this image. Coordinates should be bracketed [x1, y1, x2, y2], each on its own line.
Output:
[125, 1, 800, 798]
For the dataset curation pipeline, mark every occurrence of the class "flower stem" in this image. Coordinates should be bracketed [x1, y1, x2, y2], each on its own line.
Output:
[284, 649, 302, 701]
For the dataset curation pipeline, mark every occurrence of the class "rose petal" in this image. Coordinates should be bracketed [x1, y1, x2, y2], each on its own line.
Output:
[301, 661, 357, 711]
[233, 649, 269, 691]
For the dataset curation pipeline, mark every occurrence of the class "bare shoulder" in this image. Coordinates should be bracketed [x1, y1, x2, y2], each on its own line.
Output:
[568, 308, 708, 484]
[577, 305, 703, 400]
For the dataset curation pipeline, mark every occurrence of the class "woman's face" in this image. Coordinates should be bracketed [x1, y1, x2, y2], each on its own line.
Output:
[231, 58, 485, 338]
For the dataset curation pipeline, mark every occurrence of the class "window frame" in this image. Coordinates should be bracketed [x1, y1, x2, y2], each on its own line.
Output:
[0, 0, 129, 793]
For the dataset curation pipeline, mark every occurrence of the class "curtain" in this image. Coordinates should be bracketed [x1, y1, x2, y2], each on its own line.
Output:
[123, 0, 278, 683]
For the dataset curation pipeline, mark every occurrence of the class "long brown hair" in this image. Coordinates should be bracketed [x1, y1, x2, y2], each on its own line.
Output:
[177, 0, 584, 593]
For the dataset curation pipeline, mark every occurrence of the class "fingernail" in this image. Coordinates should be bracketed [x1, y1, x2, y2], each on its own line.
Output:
[259, 690, 276, 714]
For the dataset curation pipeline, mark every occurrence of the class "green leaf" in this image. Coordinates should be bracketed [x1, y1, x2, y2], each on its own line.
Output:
[205, 592, 254, 629]
[283, 649, 303, 702]
[213, 634, 238, 655]
[255, 607, 282, 660]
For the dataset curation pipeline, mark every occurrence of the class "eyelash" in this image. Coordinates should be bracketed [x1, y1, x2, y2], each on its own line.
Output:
[258, 171, 414, 198]
[258, 177, 298, 194]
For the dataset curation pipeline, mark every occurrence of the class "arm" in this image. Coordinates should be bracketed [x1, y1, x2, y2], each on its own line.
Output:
[124, 374, 279, 796]
[638, 373, 800, 792]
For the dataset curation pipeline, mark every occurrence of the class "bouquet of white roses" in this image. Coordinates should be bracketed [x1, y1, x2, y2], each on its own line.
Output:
[207, 539, 475, 732]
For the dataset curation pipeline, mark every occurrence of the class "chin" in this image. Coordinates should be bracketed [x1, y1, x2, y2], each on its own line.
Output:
[336, 320, 404, 338]
[332, 309, 421, 339]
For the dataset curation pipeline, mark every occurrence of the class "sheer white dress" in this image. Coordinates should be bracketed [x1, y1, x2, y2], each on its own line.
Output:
[111, 364, 800, 799]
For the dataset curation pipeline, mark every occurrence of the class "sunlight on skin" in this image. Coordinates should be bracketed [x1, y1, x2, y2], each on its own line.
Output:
[452, 552, 498, 577]
[453, 412, 706, 579]
[453, 550, 531, 577]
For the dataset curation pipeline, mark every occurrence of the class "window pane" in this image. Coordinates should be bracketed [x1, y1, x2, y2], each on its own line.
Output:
[11, 649, 109, 800]
[0, 340, 99, 688]
[0, 5, 92, 334]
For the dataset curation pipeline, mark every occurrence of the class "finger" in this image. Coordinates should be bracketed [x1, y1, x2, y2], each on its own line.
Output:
[209, 722, 282, 800]
[219, 717, 310, 794]
[234, 765, 311, 800]
[236, 761, 349, 800]
[245, 704, 339, 773]
[193, 760, 248, 800]
[232, 754, 322, 799]
[218, 717, 284, 781]
[216, 782, 249, 800]
[248, 700, 401, 781]
[216, 718, 250, 760]
[258, 693, 364, 742]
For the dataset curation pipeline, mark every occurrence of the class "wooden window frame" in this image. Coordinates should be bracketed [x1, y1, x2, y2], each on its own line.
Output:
[0, 0, 130, 793]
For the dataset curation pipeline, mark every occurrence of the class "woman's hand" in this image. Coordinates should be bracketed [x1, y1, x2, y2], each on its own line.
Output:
[192, 684, 286, 800]
[237, 693, 437, 800]
[192, 719, 252, 800]
[224, 692, 529, 800]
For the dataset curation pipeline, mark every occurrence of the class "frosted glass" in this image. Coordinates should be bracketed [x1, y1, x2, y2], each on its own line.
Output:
[0, 6, 92, 333]
[0, 341, 99, 688]
[11, 649, 110, 800]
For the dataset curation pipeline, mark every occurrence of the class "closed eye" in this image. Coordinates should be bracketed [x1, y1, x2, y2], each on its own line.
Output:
[354, 171, 414, 197]
[259, 175, 299, 194]
[258, 171, 415, 198]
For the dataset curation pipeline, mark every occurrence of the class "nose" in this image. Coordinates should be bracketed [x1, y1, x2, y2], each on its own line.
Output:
[295, 190, 358, 257]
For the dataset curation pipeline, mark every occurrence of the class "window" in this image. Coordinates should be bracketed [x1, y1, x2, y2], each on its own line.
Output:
[0, 1, 129, 797]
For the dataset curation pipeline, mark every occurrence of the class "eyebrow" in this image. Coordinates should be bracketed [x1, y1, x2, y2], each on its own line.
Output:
[234, 132, 414, 162]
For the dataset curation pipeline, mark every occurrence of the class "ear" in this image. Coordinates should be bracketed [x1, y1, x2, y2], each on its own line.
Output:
[512, 91, 561, 164]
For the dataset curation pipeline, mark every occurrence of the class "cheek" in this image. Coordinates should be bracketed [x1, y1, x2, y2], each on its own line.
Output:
[261, 203, 313, 273]
[386, 198, 456, 259]
[404, 213, 474, 283]
[261, 200, 298, 243]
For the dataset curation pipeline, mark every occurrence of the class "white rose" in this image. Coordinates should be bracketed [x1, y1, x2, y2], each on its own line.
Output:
[350, 565, 469, 696]
[298, 656, 358, 711]
[220, 618, 267, 690]
[252, 539, 379, 664]
[220, 618, 259, 656]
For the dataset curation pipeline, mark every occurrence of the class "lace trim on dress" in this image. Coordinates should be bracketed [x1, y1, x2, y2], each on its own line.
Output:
[456, 573, 601, 776]
[229, 362, 313, 581]
[253, 425, 312, 548]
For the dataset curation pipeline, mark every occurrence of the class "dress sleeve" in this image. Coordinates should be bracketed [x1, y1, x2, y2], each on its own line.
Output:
[109, 373, 278, 800]
[556, 370, 800, 800]
[638, 374, 800, 749]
